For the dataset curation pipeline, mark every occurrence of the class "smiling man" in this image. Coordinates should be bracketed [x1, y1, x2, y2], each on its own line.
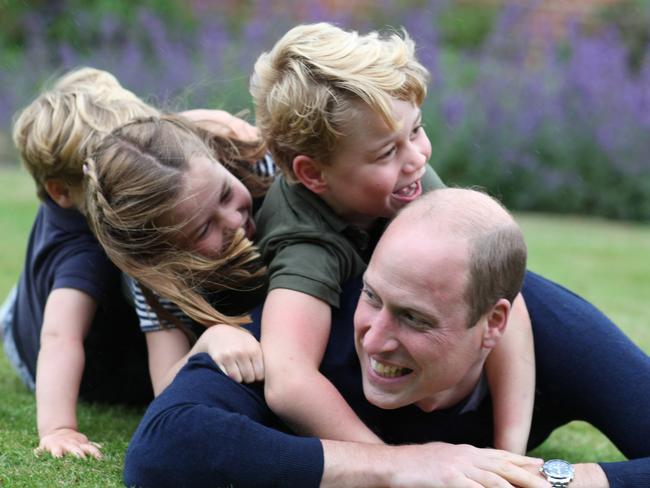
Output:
[124, 188, 650, 488]
[347, 188, 650, 488]
[354, 188, 523, 414]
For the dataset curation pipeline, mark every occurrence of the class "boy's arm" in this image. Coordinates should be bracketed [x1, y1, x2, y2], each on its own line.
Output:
[262, 288, 382, 443]
[486, 293, 535, 454]
[35, 288, 101, 459]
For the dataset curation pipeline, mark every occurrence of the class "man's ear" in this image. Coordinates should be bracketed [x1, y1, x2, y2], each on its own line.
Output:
[44, 179, 76, 208]
[481, 298, 511, 349]
[292, 155, 328, 194]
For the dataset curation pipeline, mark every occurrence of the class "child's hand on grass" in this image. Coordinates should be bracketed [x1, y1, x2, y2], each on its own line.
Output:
[35, 427, 102, 459]
[203, 324, 264, 383]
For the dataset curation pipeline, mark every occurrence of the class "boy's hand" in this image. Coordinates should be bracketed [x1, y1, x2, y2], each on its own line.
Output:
[35, 427, 102, 459]
[204, 324, 264, 383]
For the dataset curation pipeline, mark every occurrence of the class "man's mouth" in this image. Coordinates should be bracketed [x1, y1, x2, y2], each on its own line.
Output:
[370, 357, 412, 378]
[391, 179, 422, 202]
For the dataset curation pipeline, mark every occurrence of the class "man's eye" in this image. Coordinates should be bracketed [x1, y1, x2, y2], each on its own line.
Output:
[402, 313, 431, 329]
[362, 286, 379, 304]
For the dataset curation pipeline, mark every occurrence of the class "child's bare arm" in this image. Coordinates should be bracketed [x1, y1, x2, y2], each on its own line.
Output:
[35, 289, 101, 459]
[486, 293, 535, 454]
[150, 324, 264, 395]
[145, 327, 191, 396]
[262, 288, 382, 443]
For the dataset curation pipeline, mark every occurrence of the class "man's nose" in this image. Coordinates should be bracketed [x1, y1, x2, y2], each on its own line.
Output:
[362, 310, 399, 354]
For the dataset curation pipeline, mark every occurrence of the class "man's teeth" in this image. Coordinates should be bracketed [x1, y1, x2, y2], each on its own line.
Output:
[370, 358, 409, 378]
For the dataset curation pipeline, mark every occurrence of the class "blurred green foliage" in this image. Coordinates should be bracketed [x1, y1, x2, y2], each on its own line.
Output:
[1, 0, 648, 221]
[599, 0, 650, 73]
[0, 0, 195, 62]
[438, 2, 499, 50]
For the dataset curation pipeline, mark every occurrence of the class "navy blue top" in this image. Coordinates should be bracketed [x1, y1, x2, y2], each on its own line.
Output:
[125, 271, 650, 487]
[9, 197, 150, 403]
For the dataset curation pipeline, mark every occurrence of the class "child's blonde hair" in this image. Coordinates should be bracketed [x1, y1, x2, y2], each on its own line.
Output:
[12, 67, 159, 200]
[250, 22, 429, 181]
[84, 115, 269, 328]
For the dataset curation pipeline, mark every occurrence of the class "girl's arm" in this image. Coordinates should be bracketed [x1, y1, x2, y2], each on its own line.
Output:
[35, 288, 101, 459]
[261, 288, 382, 443]
[134, 277, 263, 395]
[149, 324, 264, 395]
[145, 327, 191, 396]
[486, 293, 535, 454]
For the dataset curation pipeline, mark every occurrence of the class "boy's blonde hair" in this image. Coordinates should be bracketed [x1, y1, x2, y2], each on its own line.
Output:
[250, 22, 429, 181]
[85, 115, 269, 328]
[12, 67, 159, 200]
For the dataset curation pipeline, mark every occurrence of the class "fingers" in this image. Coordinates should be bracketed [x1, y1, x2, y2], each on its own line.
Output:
[482, 450, 546, 488]
[35, 436, 103, 460]
[252, 351, 264, 382]
[217, 348, 264, 384]
[467, 469, 514, 488]
[217, 358, 242, 383]
[495, 463, 547, 488]
[209, 327, 264, 384]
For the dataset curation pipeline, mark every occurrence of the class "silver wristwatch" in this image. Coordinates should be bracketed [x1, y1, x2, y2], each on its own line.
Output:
[540, 459, 574, 487]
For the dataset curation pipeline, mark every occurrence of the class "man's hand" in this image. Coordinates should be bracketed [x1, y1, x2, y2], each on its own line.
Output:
[389, 443, 547, 488]
[322, 440, 548, 487]
[35, 427, 102, 459]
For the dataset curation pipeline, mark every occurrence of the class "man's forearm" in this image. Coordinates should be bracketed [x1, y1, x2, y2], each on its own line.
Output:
[321, 440, 391, 487]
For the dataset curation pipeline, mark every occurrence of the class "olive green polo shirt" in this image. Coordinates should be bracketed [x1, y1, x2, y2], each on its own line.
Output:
[255, 165, 445, 307]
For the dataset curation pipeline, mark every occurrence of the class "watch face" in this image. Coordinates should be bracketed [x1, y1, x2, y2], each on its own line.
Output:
[543, 459, 574, 479]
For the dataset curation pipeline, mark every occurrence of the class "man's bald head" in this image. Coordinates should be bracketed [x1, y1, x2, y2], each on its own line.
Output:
[382, 188, 527, 327]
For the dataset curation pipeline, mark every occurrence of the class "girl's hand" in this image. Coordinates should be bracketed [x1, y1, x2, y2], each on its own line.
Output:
[35, 427, 102, 459]
[204, 324, 264, 383]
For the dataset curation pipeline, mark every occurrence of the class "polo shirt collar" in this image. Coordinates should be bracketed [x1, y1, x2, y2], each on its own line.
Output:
[291, 181, 350, 233]
[43, 196, 91, 234]
[288, 180, 386, 255]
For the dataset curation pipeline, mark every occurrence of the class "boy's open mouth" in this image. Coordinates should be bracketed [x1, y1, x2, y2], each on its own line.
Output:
[391, 179, 422, 202]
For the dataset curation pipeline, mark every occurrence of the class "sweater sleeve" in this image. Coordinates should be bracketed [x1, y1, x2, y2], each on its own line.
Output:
[523, 271, 650, 488]
[124, 353, 324, 488]
[600, 459, 650, 488]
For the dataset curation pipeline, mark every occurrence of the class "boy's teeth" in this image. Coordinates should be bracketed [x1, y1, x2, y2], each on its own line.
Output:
[394, 181, 417, 197]
[370, 358, 409, 378]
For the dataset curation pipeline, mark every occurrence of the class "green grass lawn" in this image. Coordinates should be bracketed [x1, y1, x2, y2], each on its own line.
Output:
[1, 166, 649, 486]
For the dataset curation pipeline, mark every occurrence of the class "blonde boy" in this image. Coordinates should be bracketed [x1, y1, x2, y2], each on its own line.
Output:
[2, 68, 159, 459]
[251, 23, 535, 452]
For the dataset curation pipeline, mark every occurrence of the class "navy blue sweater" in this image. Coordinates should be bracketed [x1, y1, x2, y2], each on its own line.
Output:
[125, 271, 650, 487]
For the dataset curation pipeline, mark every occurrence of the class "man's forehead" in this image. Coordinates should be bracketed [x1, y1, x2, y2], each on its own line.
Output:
[370, 223, 469, 295]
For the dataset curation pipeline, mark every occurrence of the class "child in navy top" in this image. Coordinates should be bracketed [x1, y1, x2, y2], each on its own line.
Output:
[1, 67, 159, 460]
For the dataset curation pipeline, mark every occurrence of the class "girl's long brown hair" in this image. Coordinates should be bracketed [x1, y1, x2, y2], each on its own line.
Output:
[85, 115, 270, 328]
